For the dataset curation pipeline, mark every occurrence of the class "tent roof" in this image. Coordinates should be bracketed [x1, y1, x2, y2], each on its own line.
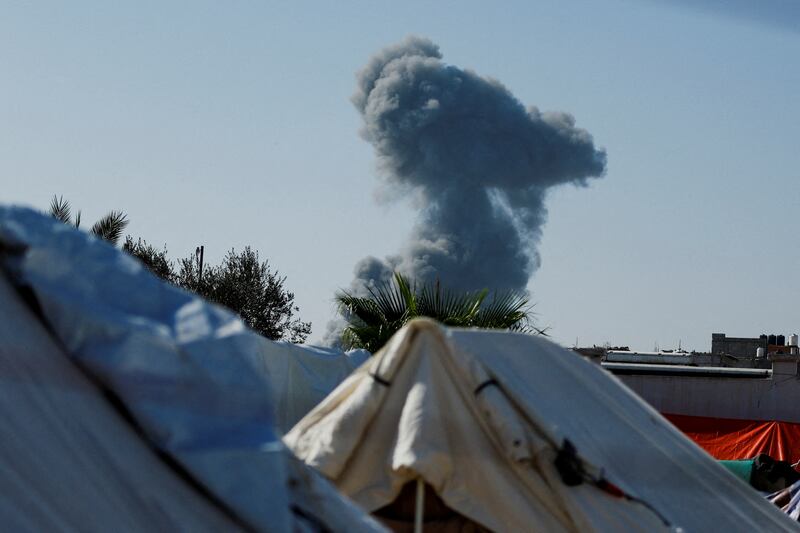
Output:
[0, 206, 383, 532]
[286, 319, 796, 532]
[0, 273, 242, 531]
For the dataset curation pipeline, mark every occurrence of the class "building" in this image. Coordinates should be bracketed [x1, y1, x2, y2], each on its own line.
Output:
[603, 354, 800, 464]
[572, 332, 800, 463]
[711, 333, 767, 359]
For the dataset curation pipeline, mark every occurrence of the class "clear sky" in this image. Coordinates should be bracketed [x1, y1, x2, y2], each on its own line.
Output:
[2, 0, 798, 351]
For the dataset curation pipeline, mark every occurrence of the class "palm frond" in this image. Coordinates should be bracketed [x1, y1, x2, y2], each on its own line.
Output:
[367, 284, 404, 322]
[394, 272, 417, 317]
[417, 282, 486, 326]
[90, 210, 129, 245]
[474, 291, 530, 329]
[365, 274, 414, 323]
[336, 292, 388, 327]
[335, 272, 543, 353]
[49, 195, 72, 224]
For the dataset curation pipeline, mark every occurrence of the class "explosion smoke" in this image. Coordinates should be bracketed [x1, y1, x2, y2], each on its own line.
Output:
[349, 36, 606, 294]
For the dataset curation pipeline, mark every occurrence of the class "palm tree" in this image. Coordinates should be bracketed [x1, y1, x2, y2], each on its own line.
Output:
[49, 195, 129, 246]
[336, 272, 545, 353]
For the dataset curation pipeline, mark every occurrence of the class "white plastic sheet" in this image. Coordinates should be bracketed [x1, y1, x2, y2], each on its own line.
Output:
[0, 206, 383, 532]
[0, 274, 243, 532]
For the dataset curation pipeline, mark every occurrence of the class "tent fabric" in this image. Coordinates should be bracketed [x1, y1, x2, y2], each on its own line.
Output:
[0, 273, 242, 532]
[770, 481, 800, 522]
[265, 342, 369, 433]
[286, 319, 796, 532]
[719, 460, 755, 484]
[0, 206, 384, 533]
[665, 414, 800, 464]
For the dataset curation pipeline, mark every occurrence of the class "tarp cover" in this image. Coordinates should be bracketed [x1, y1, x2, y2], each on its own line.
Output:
[0, 206, 383, 533]
[286, 319, 796, 532]
[0, 273, 242, 532]
[267, 342, 369, 433]
[666, 413, 800, 464]
[770, 481, 800, 522]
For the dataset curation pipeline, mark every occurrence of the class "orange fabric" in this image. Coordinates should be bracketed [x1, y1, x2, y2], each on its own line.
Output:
[664, 413, 800, 463]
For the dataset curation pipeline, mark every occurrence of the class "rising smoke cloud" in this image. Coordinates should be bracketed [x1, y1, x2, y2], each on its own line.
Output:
[348, 36, 607, 295]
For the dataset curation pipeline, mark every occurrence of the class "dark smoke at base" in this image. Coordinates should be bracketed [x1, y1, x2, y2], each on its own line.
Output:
[323, 36, 606, 346]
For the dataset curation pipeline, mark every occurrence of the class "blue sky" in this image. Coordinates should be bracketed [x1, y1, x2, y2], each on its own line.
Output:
[2, 1, 798, 351]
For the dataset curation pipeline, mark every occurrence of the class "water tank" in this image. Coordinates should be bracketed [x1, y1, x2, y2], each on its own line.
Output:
[778, 335, 786, 346]
[769, 334, 777, 345]
[756, 347, 766, 359]
[790, 334, 799, 347]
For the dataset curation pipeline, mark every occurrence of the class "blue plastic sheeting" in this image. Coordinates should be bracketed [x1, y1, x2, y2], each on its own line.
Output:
[0, 207, 291, 531]
[769, 480, 800, 522]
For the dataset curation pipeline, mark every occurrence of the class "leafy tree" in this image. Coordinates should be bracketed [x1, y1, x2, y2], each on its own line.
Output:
[47, 196, 311, 343]
[177, 247, 311, 343]
[49, 195, 128, 245]
[336, 272, 544, 353]
[122, 236, 175, 282]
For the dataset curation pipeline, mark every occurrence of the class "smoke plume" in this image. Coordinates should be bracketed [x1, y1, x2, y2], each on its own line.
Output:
[350, 36, 606, 294]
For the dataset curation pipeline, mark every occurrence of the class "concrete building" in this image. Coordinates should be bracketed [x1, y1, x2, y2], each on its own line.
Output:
[710, 333, 767, 359]
[601, 355, 800, 464]
[575, 332, 797, 370]
[604, 355, 800, 424]
[572, 332, 800, 462]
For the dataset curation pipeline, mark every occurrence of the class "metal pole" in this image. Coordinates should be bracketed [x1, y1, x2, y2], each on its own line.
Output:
[414, 478, 425, 533]
[197, 245, 204, 282]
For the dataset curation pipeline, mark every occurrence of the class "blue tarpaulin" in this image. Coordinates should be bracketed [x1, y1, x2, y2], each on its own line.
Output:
[0, 206, 380, 532]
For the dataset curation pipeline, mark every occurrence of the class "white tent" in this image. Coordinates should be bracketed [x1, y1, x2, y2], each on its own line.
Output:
[264, 341, 369, 433]
[286, 319, 796, 532]
[0, 206, 384, 532]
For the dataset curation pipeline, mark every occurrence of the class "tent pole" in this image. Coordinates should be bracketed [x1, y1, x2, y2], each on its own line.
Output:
[414, 478, 425, 533]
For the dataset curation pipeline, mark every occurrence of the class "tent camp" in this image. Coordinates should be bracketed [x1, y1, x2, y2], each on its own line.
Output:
[0, 206, 383, 532]
[286, 319, 797, 532]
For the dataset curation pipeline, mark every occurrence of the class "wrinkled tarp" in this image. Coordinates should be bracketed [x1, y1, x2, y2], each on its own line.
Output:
[665, 414, 800, 464]
[719, 455, 800, 493]
[287, 319, 797, 532]
[0, 206, 384, 533]
[770, 481, 800, 522]
[0, 273, 243, 532]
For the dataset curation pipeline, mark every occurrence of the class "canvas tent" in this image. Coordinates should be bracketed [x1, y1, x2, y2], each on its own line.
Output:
[0, 206, 383, 532]
[286, 319, 797, 532]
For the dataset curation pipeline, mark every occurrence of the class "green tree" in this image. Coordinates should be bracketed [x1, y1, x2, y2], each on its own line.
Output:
[122, 236, 175, 282]
[177, 247, 311, 343]
[49, 195, 128, 246]
[336, 272, 544, 353]
[48, 196, 310, 343]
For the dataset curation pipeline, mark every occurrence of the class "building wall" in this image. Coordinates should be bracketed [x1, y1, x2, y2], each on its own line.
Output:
[710, 333, 767, 358]
[613, 359, 800, 423]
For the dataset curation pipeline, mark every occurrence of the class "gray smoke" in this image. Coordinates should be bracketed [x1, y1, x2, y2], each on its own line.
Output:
[350, 35, 606, 295]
